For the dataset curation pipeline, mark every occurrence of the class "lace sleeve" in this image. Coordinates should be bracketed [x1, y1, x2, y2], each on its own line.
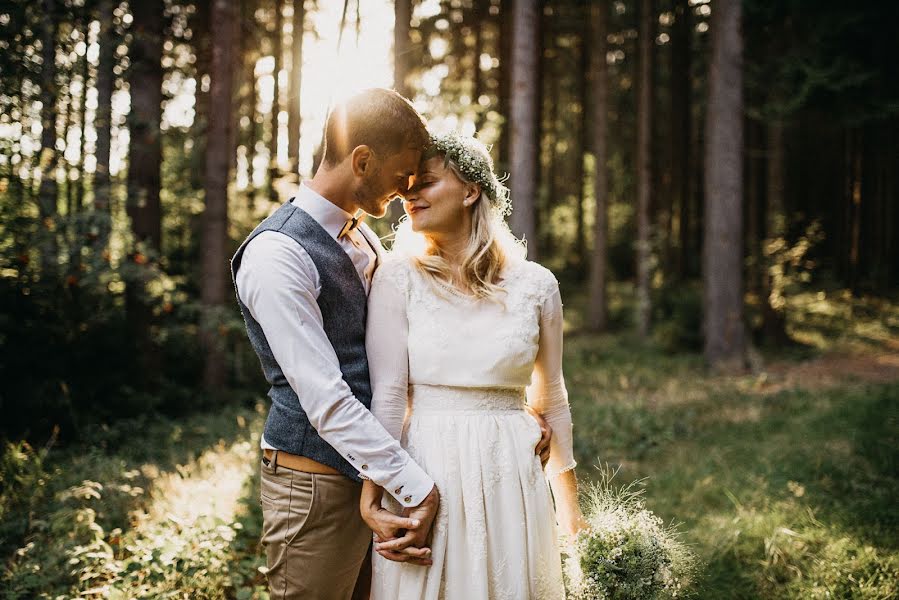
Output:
[366, 259, 411, 440]
[525, 270, 577, 479]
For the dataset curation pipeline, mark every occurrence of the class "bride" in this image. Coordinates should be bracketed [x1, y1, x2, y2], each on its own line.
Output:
[360, 133, 583, 599]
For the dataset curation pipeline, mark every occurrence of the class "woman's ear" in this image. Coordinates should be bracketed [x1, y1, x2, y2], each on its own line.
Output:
[462, 183, 482, 207]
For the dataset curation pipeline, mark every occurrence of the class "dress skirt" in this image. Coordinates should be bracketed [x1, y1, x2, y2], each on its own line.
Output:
[371, 384, 565, 600]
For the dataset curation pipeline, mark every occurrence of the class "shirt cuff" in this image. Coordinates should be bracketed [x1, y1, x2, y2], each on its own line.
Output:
[378, 458, 435, 508]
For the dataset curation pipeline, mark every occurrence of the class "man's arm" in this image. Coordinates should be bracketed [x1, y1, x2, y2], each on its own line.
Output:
[236, 232, 434, 507]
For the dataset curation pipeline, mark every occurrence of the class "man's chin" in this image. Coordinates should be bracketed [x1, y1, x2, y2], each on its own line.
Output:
[367, 198, 396, 218]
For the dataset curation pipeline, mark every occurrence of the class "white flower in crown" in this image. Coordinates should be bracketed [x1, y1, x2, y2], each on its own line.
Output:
[426, 132, 513, 217]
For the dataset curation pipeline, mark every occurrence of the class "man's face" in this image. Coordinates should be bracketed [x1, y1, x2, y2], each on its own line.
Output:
[354, 147, 422, 217]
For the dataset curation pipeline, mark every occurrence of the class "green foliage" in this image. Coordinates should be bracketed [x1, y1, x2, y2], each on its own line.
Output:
[1, 404, 269, 599]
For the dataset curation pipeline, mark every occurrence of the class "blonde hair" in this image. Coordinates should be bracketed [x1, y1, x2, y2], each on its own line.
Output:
[392, 156, 526, 301]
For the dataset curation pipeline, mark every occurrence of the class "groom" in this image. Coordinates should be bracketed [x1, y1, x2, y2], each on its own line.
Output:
[231, 89, 439, 599]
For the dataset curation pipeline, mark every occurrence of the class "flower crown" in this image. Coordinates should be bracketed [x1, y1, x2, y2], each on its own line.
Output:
[424, 133, 512, 216]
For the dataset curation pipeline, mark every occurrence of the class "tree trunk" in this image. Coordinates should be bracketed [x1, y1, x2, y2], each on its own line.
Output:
[572, 5, 590, 276]
[497, 0, 513, 172]
[93, 0, 115, 253]
[126, 0, 164, 252]
[125, 0, 164, 382]
[472, 0, 484, 130]
[287, 0, 305, 174]
[386, 0, 412, 226]
[509, 0, 540, 259]
[672, 0, 691, 281]
[587, 0, 610, 332]
[75, 22, 90, 217]
[190, 0, 211, 192]
[394, 0, 411, 98]
[202, 0, 237, 390]
[762, 118, 789, 343]
[269, 0, 283, 201]
[703, 0, 746, 371]
[37, 0, 59, 278]
[635, 0, 654, 338]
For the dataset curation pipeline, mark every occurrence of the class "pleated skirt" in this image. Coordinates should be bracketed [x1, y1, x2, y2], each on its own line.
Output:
[371, 384, 565, 600]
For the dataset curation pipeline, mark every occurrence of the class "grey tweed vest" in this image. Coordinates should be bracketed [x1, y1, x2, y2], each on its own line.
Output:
[230, 200, 379, 481]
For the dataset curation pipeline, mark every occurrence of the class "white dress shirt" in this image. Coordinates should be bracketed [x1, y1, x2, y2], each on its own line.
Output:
[235, 183, 434, 508]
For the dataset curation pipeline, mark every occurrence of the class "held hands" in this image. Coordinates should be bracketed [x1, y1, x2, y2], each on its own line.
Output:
[525, 406, 553, 468]
[360, 482, 440, 566]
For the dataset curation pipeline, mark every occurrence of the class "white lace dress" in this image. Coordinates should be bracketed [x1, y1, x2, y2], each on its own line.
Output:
[365, 256, 577, 600]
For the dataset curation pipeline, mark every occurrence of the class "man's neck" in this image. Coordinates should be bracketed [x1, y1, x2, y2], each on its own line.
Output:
[307, 168, 359, 215]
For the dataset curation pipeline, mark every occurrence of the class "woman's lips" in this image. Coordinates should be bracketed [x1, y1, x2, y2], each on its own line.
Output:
[407, 205, 428, 215]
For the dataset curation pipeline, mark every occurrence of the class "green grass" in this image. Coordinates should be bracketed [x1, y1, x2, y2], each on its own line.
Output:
[565, 332, 898, 599]
[2, 286, 897, 599]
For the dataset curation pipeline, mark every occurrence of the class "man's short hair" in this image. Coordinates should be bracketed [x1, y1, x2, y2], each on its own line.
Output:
[321, 88, 430, 167]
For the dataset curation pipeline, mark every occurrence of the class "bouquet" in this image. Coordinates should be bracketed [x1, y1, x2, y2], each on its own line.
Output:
[564, 468, 698, 599]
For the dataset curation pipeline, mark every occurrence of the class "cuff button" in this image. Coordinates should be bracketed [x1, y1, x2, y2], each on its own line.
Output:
[361, 464, 368, 470]
[404, 495, 412, 504]
[394, 487, 403, 494]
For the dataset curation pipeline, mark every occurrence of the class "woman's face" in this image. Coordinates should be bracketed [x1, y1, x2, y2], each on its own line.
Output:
[403, 156, 476, 236]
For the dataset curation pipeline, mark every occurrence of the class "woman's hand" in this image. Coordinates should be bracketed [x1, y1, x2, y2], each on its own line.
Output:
[558, 506, 590, 538]
[525, 405, 553, 468]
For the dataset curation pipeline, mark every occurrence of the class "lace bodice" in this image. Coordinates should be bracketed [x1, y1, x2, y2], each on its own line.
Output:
[365, 255, 577, 479]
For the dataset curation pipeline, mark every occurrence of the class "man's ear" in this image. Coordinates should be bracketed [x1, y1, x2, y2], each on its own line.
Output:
[350, 145, 373, 177]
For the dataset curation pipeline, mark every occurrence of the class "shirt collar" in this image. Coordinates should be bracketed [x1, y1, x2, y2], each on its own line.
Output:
[291, 182, 354, 241]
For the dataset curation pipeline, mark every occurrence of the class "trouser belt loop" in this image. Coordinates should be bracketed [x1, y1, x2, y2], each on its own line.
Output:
[271, 449, 279, 474]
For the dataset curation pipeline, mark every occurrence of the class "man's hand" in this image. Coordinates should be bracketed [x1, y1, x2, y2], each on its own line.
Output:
[373, 485, 440, 565]
[526, 406, 553, 468]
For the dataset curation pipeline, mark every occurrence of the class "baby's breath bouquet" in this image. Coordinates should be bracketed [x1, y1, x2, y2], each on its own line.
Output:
[564, 468, 698, 600]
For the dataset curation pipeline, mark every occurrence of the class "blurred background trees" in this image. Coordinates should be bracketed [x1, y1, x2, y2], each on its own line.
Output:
[1, 0, 897, 442]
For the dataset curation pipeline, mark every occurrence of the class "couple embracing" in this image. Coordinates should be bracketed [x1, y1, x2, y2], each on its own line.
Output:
[231, 88, 584, 599]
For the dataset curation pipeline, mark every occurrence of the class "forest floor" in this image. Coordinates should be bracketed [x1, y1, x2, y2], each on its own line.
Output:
[2, 288, 897, 599]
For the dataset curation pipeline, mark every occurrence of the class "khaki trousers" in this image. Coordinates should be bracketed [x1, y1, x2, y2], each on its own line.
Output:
[260, 454, 372, 600]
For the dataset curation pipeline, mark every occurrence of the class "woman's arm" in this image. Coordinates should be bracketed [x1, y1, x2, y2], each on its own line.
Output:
[526, 276, 586, 536]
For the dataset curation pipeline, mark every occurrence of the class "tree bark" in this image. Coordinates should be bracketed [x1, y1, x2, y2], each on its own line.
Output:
[635, 0, 654, 337]
[394, 0, 411, 98]
[125, 0, 164, 382]
[762, 117, 790, 343]
[573, 4, 590, 276]
[202, 0, 237, 390]
[703, 0, 746, 370]
[509, 0, 540, 259]
[587, 0, 610, 332]
[269, 0, 284, 201]
[93, 0, 115, 252]
[672, 0, 691, 281]
[386, 0, 412, 226]
[126, 0, 164, 252]
[287, 0, 305, 174]
[37, 0, 59, 277]
[497, 0, 514, 172]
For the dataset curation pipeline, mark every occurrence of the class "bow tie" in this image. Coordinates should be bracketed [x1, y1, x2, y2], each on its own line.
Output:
[337, 212, 364, 239]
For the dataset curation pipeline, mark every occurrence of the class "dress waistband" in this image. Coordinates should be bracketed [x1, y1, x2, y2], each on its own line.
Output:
[410, 384, 527, 414]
